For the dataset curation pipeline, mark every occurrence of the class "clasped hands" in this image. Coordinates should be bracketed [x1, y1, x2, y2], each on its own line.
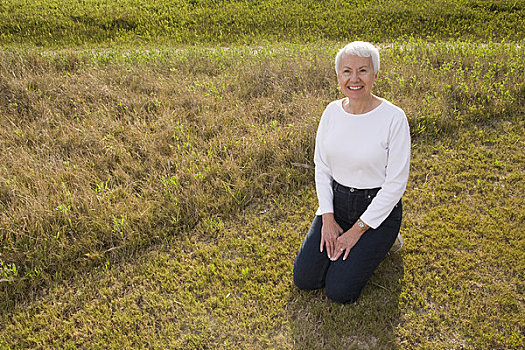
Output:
[320, 213, 363, 261]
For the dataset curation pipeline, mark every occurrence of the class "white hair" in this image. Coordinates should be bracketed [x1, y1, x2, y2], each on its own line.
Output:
[334, 41, 380, 74]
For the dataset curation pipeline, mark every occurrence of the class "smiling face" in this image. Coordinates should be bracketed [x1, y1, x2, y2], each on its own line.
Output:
[336, 54, 378, 102]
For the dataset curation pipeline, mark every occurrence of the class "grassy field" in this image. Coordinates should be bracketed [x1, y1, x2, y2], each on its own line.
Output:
[1, 0, 524, 349]
[1, 0, 525, 47]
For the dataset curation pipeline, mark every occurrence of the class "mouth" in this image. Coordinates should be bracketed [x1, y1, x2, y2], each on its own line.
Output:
[348, 86, 363, 90]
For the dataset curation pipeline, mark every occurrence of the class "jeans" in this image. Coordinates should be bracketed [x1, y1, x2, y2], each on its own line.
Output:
[293, 181, 402, 304]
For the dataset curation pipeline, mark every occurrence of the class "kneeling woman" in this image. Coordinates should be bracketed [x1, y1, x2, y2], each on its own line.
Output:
[293, 41, 411, 304]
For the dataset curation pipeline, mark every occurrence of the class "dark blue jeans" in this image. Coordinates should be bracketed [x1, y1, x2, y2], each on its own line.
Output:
[293, 181, 402, 304]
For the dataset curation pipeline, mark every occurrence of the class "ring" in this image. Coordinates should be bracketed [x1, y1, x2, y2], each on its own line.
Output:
[340, 248, 344, 251]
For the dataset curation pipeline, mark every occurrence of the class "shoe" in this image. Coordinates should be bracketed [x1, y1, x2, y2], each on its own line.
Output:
[391, 233, 403, 253]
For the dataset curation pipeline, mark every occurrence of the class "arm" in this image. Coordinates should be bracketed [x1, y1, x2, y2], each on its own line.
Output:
[360, 111, 411, 229]
[314, 109, 343, 259]
[314, 110, 334, 216]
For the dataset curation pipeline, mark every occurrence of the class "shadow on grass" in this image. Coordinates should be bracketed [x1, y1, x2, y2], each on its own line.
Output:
[287, 252, 404, 349]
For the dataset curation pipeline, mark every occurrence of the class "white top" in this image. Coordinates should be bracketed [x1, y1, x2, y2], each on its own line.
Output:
[314, 98, 411, 229]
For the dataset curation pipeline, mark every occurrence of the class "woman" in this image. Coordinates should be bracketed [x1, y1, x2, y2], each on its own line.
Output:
[293, 41, 410, 304]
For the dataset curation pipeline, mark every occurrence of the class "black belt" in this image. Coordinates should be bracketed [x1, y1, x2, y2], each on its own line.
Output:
[332, 181, 380, 196]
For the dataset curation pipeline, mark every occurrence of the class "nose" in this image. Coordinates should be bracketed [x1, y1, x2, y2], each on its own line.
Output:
[349, 71, 359, 81]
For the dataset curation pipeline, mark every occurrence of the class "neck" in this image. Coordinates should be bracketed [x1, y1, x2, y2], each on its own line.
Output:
[343, 95, 380, 114]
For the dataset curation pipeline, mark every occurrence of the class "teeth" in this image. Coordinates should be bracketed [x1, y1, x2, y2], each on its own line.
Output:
[349, 86, 362, 90]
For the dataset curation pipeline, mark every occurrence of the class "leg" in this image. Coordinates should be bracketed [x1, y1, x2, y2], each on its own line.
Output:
[324, 203, 402, 303]
[293, 216, 331, 290]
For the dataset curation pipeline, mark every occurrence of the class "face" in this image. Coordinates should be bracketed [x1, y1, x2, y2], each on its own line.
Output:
[336, 54, 378, 101]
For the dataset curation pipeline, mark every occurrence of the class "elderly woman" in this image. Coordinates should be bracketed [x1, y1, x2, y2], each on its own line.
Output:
[293, 41, 411, 304]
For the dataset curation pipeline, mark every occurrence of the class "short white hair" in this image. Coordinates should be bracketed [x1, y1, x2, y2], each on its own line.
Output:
[335, 41, 380, 74]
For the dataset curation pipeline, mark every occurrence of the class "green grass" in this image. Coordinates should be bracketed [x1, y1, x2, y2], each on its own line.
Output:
[0, 40, 523, 348]
[1, 0, 524, 47]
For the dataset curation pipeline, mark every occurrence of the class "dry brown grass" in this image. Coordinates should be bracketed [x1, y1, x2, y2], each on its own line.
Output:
[0, 46, 336, 304]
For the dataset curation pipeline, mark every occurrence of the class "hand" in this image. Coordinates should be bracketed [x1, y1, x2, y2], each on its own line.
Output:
[320, 213, 343, 259]
[331, 228, 364, 261]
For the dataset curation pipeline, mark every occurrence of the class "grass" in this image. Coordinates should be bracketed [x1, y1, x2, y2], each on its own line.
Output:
[1, 123, 523, 348]
[1, 0, 524, 347]
[0, 40, 523, 349]
[1, 0, 524, 47]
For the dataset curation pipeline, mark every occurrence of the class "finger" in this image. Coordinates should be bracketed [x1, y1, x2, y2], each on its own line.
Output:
[330, 240, 338, 259]
[320, 236, 324, 253]
[327, 240, 333, 258]
[331, 247, 343, 261]
[343, 249, 351, 261]
[330, 240, 337, 258]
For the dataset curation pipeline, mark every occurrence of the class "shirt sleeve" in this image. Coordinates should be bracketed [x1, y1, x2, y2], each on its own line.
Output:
[360, 110, 411, 228]
[314, 109, 334, 215]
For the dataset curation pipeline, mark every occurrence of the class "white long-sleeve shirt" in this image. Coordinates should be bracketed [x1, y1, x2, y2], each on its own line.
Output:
[314, 98, 411, 229]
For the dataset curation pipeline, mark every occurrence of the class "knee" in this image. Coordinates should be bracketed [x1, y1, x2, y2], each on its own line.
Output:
[293, 267, 323, 291]
[325, 284, 362, 304]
